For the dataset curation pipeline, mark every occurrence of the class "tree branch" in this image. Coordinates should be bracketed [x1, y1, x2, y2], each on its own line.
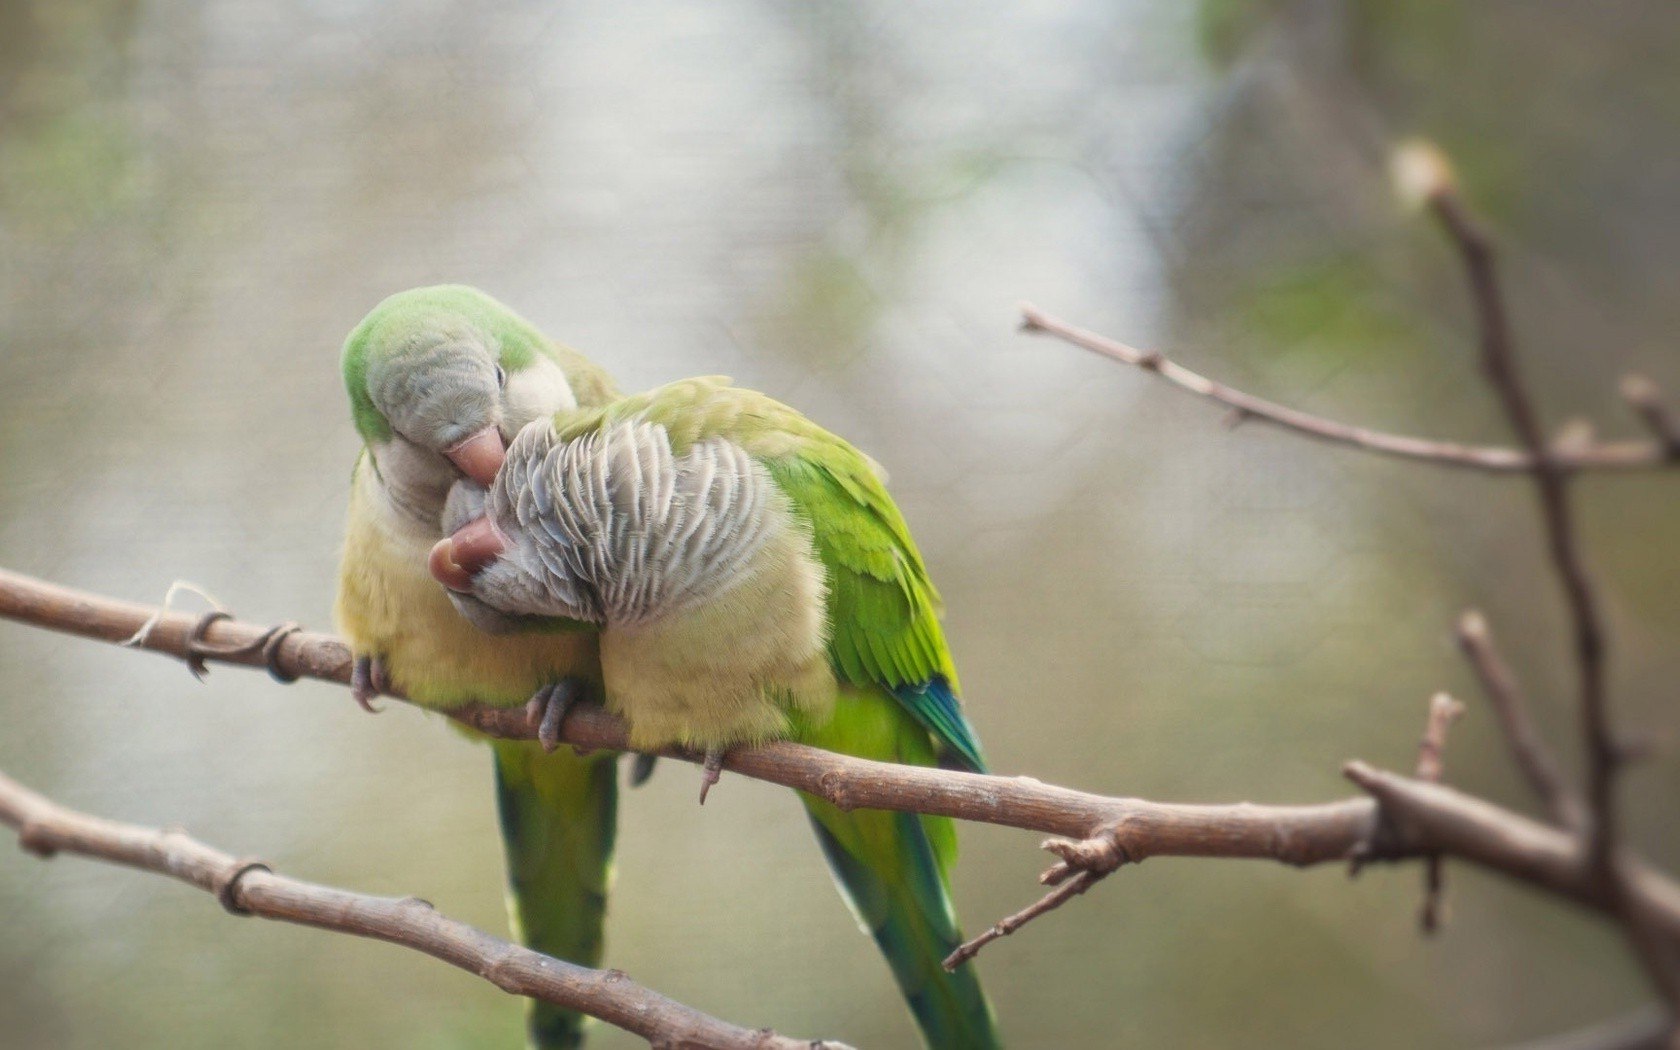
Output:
[1418, 165, 1680, 1014]
[5, 566, 1680, 950]
[0, 768, 840, 1050]
[1017, 304, 1671, 474]
[1425, 179, 1619, 866]
[1456, 609, 1585, 829]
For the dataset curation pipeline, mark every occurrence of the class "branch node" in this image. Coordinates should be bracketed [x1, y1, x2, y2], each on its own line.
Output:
[216, 859, 272, 916]
[944, 827, 1134, 970]
[1341, 761, 1414, 872]
[815, 769, 859, 811]
[1041, 828, 1132, 877]
[17, 821, 57, 858]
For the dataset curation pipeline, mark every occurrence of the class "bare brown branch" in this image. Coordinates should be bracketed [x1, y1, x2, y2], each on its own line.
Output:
[0, 768, 839, 1050]
[1018, 304, 1670, 474]
[1339, 763, 1680, 931]
[1424, 180, 1679, 1014]
[1427, 187, 1618, 862]
[5, 566, 1680, 955]
[1456, 609, 1586, 829]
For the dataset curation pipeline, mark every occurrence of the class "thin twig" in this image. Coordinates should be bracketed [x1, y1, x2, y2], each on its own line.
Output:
[942, 868, 1105, 971]
[3, 567, 1680, 949]
[1620, 375, 1680, 459]
[1416, 691, 1467, 784]
[1414, 692, 1465, 934]
[1456, 610, 1586, 829]
[1018, 305, 1671, 474]
[0, 768, 838, 1050]
[944, 831, 1132, 969]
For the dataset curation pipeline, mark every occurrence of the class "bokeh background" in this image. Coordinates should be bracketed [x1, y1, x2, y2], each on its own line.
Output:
[3, 1, 1679, 1047]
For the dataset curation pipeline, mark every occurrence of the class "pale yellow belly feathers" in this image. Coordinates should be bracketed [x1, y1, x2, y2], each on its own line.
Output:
[598, 514, 837, 753]
[335, 463, 600, 709]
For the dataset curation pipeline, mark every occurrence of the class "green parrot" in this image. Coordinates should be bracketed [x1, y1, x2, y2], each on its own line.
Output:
[428, 375, 1002, 1049]
[334, 285, 623, 1049]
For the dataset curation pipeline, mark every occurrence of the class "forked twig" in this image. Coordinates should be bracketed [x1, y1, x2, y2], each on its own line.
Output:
[943, 831, 1131, 971]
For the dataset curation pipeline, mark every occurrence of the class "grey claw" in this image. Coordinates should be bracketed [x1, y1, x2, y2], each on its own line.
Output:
[526, 679, 585, 753]
[698, 747, 726, 805]
[629, 754, 659, 787]
[525, 684, 554, 738]
[351, 656, 384, 713]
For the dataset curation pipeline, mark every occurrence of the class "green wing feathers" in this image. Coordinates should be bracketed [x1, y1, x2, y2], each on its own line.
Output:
[492, 741, 619, 1050]
[763, 430, 989, 773]
[794, 690, 1000, 1050]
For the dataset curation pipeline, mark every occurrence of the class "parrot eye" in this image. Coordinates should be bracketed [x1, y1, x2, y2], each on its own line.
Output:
[494, 364, 507, 388]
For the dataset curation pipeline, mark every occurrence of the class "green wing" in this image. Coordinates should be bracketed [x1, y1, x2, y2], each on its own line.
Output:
[763, 432, 988, 774]
[795, 689, 1002, 1050]
[759, 404, 999, 1048]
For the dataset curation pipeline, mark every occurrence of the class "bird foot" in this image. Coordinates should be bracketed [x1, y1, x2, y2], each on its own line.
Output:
[526, 678, 588, 753]
[628, 753, 659, 787]
[697, 747, 727, 805]
[351, 655, 390, 713]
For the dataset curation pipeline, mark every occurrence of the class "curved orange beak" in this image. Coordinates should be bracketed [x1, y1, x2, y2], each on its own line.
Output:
[428, 516, 507, 592]
[445, 426, 506, 486]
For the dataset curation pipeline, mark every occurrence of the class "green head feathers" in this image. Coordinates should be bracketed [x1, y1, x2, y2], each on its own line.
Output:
[341, 285, 617, 449]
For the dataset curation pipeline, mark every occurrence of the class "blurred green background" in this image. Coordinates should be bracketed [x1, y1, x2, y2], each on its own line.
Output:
[3, 1, 1678, 1047]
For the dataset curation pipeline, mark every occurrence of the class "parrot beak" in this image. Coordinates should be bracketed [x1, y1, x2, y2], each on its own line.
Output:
[428, 516, 507, 592]
[444, 426, 506, 486]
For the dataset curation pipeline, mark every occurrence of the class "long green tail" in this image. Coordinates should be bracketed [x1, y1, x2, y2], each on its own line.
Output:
[492, 740, 619, 1049]
[796, 694, 1002, 1049]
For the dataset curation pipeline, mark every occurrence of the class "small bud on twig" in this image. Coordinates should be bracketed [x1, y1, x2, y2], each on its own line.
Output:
[1391, 139, 1459, 211]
